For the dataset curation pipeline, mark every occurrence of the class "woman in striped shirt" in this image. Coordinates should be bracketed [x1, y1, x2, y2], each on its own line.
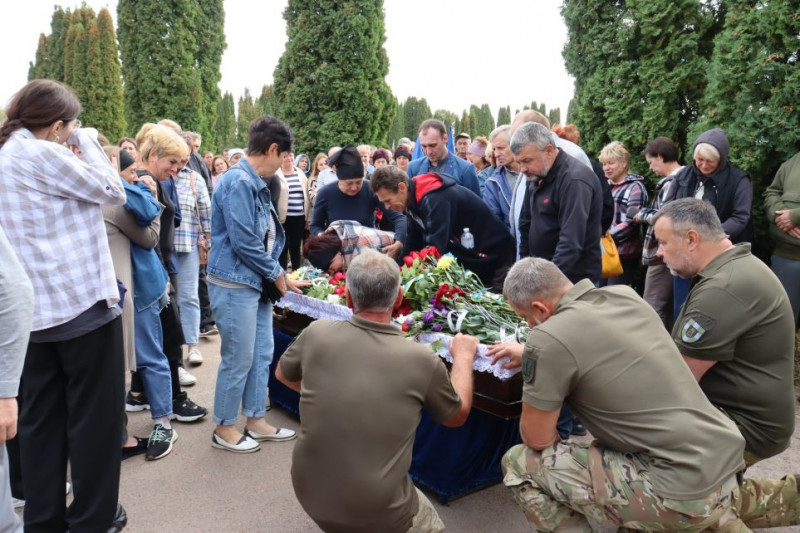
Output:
[277, 151, 311, 271]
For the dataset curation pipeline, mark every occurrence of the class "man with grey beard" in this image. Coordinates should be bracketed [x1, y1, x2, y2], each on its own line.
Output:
[513, 122, 603, 284]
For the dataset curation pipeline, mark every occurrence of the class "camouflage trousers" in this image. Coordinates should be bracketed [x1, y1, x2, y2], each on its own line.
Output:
[502, 442, 745, 532]
[408, 488, 445, 533]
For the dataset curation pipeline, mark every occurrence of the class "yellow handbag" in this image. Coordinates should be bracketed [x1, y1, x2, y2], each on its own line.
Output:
[601, 232, 624, 279]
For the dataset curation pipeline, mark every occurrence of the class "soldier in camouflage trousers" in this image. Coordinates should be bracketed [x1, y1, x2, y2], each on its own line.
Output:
[502, 442, 747, 532]
[499, 258, 752, 532]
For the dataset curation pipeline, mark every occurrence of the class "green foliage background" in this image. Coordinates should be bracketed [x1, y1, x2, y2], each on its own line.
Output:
[562, 0, 800, 261]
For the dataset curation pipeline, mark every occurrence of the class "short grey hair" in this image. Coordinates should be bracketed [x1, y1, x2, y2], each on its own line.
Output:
[503, 258, 570, 309]
[345, 249, 400, 312]
[510, 122, 555, 155]
[653, 198, 726, 242]
[489, 125, 510, 143]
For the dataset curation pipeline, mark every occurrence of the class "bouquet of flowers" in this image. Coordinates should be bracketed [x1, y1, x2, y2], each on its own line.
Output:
[395, 247, 528, 344]
[290, 267, 347, 305]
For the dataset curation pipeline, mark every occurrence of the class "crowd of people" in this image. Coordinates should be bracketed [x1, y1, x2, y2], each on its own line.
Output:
[0, 77, 798, 532]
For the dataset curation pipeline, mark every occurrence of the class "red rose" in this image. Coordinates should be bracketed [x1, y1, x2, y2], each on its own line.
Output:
[403, 256, 414, 267]
[329, 278, 339, 286]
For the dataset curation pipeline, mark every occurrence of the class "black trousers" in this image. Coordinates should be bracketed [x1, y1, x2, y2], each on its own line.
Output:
[20, 316, 124, 532]
[198, 264, 214, 327]
[279, 215, 306, 270]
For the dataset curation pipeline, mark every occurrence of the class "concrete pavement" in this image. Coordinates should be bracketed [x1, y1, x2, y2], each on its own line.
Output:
[115, 334, 799, 532]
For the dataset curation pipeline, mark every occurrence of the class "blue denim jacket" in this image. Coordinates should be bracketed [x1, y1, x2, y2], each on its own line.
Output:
[207, 158, 284, 290]
[122, 180, 169, 311]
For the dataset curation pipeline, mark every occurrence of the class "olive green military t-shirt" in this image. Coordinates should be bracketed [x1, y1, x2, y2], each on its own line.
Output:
[522, 280, 745, 500]
[280, 316, 461, 533]
[672, 244, 796, 459]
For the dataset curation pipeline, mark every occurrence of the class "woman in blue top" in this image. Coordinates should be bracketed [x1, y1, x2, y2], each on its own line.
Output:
[207, 116, 309, 453]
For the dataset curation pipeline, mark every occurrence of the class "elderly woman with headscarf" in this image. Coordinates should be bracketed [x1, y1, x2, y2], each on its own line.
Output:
[466, 136, 493, 194]
[670, 128, 753, 319]
[309, 145, 407, 258]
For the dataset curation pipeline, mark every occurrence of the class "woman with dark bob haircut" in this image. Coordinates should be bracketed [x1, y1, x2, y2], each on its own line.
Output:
[303, 220, 395, 274]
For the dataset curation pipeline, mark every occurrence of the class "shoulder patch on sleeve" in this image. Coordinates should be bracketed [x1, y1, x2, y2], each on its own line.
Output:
[522, 355, 537, 384]
[679, 313, 715, 344]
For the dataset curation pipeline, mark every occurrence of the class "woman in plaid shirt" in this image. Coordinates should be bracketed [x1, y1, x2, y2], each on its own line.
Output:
[303, 220, 395, 274]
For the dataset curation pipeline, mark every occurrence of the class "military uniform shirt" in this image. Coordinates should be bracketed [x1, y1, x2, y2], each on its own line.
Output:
[280, 316, 461, 533]
[673, 243, 796, 459]
[521, 279, 745, 500]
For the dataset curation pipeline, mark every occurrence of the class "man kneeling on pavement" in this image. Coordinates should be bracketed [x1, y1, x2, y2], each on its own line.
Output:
[499, 256, 748, 531]
[277, 249, 478, 533]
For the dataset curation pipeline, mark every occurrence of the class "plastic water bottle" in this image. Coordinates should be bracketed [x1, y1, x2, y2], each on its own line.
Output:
[461, 228, 475, 249]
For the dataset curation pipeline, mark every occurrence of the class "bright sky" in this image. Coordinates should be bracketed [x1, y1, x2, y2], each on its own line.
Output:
[1, 0, 575, 124]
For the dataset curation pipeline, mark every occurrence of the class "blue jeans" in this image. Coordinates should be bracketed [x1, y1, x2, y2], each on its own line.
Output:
[209, 284, 274, 425]
[134, 294, 173, 419]
[177, 248, 200, 345]
[771, 254, 800, 326]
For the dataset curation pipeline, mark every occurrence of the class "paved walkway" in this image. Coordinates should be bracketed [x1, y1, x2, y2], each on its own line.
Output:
[109, 335, 799, 531]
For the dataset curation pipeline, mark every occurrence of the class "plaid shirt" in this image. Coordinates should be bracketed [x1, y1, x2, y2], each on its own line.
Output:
[639, 166, 682, 265]
[174, 167, 211, 253]
[327, 220, 394, 268]
[0, 128, 126, 330]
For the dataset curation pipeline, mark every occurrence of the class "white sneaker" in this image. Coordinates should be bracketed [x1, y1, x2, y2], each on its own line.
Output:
[187, 347, 203, 366]
[178, 366, 197, 387]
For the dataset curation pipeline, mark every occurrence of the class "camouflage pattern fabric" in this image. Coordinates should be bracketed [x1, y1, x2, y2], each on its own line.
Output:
[407, 488, 445, 533]
[502, 442, 745, 532]
[736, 476, 800, 529]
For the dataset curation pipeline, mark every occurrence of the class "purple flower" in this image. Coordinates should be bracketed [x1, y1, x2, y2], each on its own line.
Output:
[431, 323, 443, 332]
[405, 317, 415, 326]
[429, 297, 437, 304]
[423, 311, 435, 324]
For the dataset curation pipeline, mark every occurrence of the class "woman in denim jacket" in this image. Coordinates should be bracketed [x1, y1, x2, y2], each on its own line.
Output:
[207, 116, 309, 453]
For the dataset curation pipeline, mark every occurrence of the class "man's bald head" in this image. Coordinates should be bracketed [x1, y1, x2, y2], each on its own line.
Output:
[511, 110, 550, 135]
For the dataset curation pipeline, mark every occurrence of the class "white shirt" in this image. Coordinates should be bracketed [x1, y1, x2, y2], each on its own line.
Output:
[0, 128, 126, 330]
[316, 168, 338, 189]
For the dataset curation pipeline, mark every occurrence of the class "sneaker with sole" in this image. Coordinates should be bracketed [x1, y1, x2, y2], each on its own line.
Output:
[145, 423, 177, 461]
[199, 324, 218, 337]
[211, 432, 260, 453]
[187, 347, 203, 366]
[125, 391, 150, 412]
[244, 427, 297, 442]
[178, 366, 197, 387]
[170, 392, 208, 423]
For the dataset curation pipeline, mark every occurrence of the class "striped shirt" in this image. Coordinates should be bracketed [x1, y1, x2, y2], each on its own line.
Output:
[285, 172, 305, 217]
[0, 128, 126, 330]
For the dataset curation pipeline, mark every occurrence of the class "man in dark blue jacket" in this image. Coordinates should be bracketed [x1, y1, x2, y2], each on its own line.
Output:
[513, 122, 603, 284]
[370, 166, 515, 290]
[407, 119, 481, 196]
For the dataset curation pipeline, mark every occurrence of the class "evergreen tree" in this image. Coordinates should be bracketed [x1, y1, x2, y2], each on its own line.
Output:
[118, 0, 206, 132]
[386, 98, 405, 147]
[236, 89, 259, 148]
[257, 85, 278, 117]
[65, 21, 88, 104]
[562, 0, 713, 162]
[459, 110, 471, 139]
[497, 105, 511, 126]
[86, 9, 126, 139]
[691, 0, 800, 258]
[548, 107, 561, 127]
[433, 109, 458, 131]
[28, 34, 50, 80]
[476, 103, 495, 136]
[214, 91, 236, 152]
[402, 97, 432, 138]
[192, 0, 225, 143]
[565, 98, 577, 124]
[273, 0, 395, 154]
